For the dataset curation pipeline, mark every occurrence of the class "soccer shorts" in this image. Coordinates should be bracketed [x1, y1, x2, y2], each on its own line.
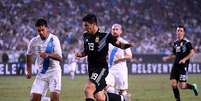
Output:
[67, 62, 77, 72]
[107, 66, 128, 90]
[30, 69, 61, 95]
[89, 68, 108, 94]
[170, 64, 188, 82]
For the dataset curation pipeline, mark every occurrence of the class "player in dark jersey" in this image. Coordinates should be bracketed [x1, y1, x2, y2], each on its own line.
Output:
[163, 25, 199, 101]
[76, 14, 132, 101]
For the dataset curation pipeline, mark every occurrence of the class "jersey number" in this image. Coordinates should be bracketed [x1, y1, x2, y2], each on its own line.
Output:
[91, 73, 98, 80]
[88, 43, 94, 51]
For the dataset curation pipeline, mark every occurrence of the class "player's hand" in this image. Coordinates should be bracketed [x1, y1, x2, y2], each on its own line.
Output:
[179, 59, 186, 64]
[39, 52, 48, 58]
[75, 52, 82, 59]
[115, 53, 121, 60]
[25, 71, 31, 79]
[162, 56, 169, 62]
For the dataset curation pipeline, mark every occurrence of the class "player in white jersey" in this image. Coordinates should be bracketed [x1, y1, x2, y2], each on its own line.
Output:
[106, 24, 132, 97]
[66, 48, 77, 80]
[26, 19, 63, 101]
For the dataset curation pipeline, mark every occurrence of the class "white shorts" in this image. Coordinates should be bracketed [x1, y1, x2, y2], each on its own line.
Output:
[31, 70, 61, 95]
[67, 62, 77, 72]
[106, 65, 128, 90]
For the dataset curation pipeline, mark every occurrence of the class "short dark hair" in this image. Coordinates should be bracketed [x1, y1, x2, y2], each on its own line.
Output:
[35, 19, 48, 27]
[177, 25, 185, 32]
[82, 13, 97, 24]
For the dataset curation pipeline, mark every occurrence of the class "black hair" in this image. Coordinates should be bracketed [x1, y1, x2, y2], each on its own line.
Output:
[82, 13, 97, 24]
[35, 18, 48, 27]
[177, 25, 185, 32]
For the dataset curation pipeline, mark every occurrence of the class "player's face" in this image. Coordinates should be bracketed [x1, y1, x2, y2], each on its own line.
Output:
[112, 26, 122, 37]
[176, 27, 185, 40]
[83, 22, 96, 34]
[37, 26, 48, 40]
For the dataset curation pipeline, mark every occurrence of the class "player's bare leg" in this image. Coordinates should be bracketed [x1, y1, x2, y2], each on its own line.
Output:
[119, 90, 131, 101]
[50, 92, 60, 101]
[31, 93, 42, 101]
[69, 71, 75, 80]
[178, 82, 199, 96]
[170, 79, 180, 101]
[94, 90, 105, 101]
[84, 80, 96, 101]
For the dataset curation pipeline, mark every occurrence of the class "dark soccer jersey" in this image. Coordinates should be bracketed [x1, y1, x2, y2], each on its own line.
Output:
[82, 30, 117, 73]
[172, 38, 193, 66]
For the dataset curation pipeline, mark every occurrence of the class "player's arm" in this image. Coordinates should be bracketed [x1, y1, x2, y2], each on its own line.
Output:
[26, 54, 32, 79]
[162, 54, 176, 62]
[107, 33, 133, 49]
[179, 49, 195, 64]
[179, 42, 194, 64]
[26, 39, 34, 79]
[75, 51, 87, 58]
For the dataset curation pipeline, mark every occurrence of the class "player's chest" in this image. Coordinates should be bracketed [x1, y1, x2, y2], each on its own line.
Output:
[174, 42, 187, 53]
[33, 40, 51, 52]
[84, 35, 106, 51]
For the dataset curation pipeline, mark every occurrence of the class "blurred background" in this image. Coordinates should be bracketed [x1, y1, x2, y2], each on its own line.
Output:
[0, 0, 201, 101]
[0, 0, 201, 75]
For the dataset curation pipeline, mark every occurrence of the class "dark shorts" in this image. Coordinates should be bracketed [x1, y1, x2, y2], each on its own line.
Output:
[88, 68, 108, 94]
[170, 64, 188, 82]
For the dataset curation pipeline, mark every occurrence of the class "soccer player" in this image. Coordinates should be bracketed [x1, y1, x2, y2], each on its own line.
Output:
[66, 48, 77, 80]
[106, 24, 132, 97]
[75, 14, 132, 101]
[162, 25, 199, 101]
[26, 19, 63, 101]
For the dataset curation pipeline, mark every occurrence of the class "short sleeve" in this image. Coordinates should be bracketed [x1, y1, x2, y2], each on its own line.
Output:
[186, 42, 193, 51]
[53, 36, 62, 57]
[26, 39, 34, 55]
[125, 48, 132, 56]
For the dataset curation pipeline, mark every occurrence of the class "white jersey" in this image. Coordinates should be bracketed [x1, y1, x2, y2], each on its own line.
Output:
[66, 52, 77, 72]
[67, 52, 77, 64]
[106, 37, 132, 90]
[108, 37, 132, 69]
[27, 33, 62, 73]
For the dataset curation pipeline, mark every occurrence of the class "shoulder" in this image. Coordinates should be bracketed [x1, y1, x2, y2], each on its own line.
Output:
[83, 32, 88, 38]
[50, 33, 58, 39]
[183, 38, 191, 43]
[49, 33, 60, 41]
[29, 35, 40, 44]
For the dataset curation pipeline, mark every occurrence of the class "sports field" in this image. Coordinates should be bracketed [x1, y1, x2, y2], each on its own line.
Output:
[0, 74, 200, 101]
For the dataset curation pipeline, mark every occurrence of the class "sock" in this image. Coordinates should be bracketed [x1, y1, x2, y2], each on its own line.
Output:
[186, 83, 193, 89]
[85, 98, 94, 101]
[107, 86, 116, 94]
[106, 92, 123, 101]
[120, 90, 128, 95]
[70, 72, 75, 80]
[172, 87, 180, 101]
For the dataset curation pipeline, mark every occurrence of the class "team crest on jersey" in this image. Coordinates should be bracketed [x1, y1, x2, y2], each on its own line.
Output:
[95, 37, 99, 43]
[86, 39, 88, 42]
[176, 46, 181, 52]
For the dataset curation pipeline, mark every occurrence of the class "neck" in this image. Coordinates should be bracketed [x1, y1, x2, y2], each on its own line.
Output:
[41, 32, 49, 40]
[178, 38, 184, 41]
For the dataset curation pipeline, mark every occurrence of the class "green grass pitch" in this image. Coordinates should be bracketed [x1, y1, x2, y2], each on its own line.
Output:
[0, 75, 200, 101]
